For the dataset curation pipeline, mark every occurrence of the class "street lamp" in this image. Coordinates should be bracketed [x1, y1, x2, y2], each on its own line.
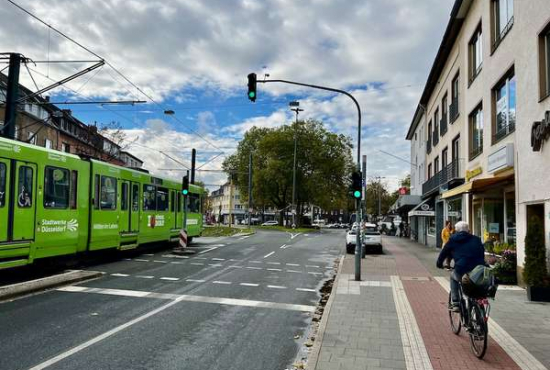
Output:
[289, 101, 304, 229]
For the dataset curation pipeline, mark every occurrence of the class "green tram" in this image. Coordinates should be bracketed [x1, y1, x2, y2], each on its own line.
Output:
[0, 136, 204, 270]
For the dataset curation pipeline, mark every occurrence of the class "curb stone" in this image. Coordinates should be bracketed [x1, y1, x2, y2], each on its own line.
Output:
[0, 270, 103, 302]
[304, 255, 345, 370]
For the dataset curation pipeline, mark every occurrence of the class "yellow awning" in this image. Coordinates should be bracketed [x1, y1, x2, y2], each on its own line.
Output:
[441, 174, 514, 199]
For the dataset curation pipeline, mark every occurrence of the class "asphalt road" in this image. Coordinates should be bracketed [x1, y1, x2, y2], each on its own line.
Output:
[0, 229, 345, 370]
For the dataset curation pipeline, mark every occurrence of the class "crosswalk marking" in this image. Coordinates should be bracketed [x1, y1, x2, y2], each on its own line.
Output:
[267, 268, 282, 272]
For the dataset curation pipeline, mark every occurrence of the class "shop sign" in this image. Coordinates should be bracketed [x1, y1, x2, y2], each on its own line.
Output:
[466, 167, 482, 181]
[448, 211, 461, 217]
[409, 202, 435, 217]
[531, 111, 550, 151]
[489, 223, 500, 233]
[488, 143, 514, 173]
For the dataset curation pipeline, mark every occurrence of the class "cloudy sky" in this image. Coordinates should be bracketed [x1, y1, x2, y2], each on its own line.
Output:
[1, 0, 453, 190]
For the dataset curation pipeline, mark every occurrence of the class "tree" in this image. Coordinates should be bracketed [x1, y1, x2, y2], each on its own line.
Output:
[400, 174, 411, 189]
[98, 121, 138, 160]
[365, 180, 396, 217]
[523, 216, 549, 287]
[223, 119, 354, 226]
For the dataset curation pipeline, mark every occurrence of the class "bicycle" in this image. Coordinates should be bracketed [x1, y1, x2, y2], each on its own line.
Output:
[447, 270, 491, 359]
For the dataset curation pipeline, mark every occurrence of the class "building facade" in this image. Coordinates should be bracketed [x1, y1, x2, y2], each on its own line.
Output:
[408, 0, 550, 282]
[209, 182, 246, 225]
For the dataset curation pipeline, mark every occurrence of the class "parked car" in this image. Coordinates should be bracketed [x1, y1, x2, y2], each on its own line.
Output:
[362, 223, 383, 254]
[261, 220, 278, 226]
[346, 229, 360, 254]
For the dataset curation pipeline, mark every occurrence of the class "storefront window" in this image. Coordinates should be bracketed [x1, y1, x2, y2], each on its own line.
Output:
[473, 199, 483, 239]
[428, 217, 436, 236]
[447, 198, 463, 227]
[484, 199, 504, 242]
[505, 192, 516, 245]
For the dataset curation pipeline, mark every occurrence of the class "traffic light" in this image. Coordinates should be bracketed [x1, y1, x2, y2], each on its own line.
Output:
[247, 73, 257, 102]
[350, 171, 362, 199]
[182, 175, 189, 196]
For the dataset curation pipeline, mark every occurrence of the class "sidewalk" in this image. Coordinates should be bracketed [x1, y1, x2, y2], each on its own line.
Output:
[308, 236, 550, 370]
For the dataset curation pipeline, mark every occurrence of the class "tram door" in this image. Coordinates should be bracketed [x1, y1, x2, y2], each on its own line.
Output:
[172, 190, 179, 229]
[130, 182, 140, 233]
[0, 159, 9, 242]
[12, 162, 37, 241]
[120, 181, 130, 234]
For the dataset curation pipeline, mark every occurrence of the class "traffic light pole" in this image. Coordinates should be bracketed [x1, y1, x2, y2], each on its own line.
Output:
[257, 78, 362, 280]
[183, 170, 189, 231]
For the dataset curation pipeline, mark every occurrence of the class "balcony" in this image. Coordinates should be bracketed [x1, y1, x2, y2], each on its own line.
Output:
[422, 160, 464, 197]
[440, 116, 448, 136]
[450, 100, 459, 123]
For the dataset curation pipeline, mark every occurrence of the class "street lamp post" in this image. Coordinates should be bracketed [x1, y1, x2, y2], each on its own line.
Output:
[289, 101, 303, 229]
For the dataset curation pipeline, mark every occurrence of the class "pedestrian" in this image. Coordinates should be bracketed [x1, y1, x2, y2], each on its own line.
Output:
[398, 221, 404, 238]
[441, 220, 453, 268]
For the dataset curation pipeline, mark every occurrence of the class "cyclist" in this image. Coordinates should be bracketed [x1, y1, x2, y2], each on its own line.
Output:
[436, 221, 485, 311]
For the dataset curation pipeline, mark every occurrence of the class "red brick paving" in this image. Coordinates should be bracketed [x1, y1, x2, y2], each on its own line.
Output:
[385, 239, 521, 370]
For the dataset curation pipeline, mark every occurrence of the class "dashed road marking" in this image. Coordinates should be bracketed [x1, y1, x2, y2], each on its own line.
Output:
[263, 251, 275, 259]
[240, 283, 259, 287]
[296, 288, 316, 292]
[134, 259, 149, 262]
[212, 258, 225, 261]
[246, 267, 262, 270]
[143, 254, 154, 256]
[190, 262, 205, 266]
[287, 270, 302, 274]
[212, 281, 232, 285]
[229, 259, 240, 262]
[111, 273, 130, 277]
[267, 268, 282, 272]
[170, 262, 183, 265]
[186, 279, 206, 283]
[280, 244, 287, 249]
[153, 260, 167, 264]
[123, 258, 132, 261]
[195, 257, 207, 260]
[267, 262, 281, 265]
[208, 263, 223, 267]
[305, 265, 320, 268]
[160, 277, 180, 281]
[229, 265, 243, 269]
[308, 272, 323, 276]
[286, 263, 299, 267]
[267, 285, 287, 289]
[136, 275, 154, 279]
[250, 260, 262, 264]
[199, 247, 218, 254]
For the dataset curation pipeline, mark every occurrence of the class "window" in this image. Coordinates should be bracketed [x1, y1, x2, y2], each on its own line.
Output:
[61, 143, 70, 153]
[93, 174, 100, 209]
[442, 147, 448, 168]
[171, 191, 175, 212]
[428, 163, 432, 179]
[17, 166, 33, 208]
[45, 139, 52, 149]
[427, 120, 432, 153]
[100, 176, 117, 210]
[189, 194, 201, 213]
[433, 109, 439, 146]
[44, 167, 70, 208]
[27, 132, 36, 145]
[434, 156, 440, 174]
[493, 70, 516, 142]
[441, 94, 448, 136]
[539, 25, 550, 99]
[157, 187, 169, 211]
[70, 171, 77, 209]
[143, 184, 156, 211]
[452, 135, 460, 163]
[469, 105, 484, 160]
[0, 163, 6, 207]
[132, 184, 139, 212]
[493, 0, 513, 47]
[469, 26, 483, 81]
[450, 73, 460, 122]
[121, 182, 129, 211]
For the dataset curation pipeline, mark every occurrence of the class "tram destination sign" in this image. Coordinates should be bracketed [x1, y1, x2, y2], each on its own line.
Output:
[531, 111, 550, 151]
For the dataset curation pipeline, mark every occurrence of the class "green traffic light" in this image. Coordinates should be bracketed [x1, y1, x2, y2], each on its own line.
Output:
[182, 189, 189, 195]
[353, 190, 361, 198]
[248, 91, 256, 99]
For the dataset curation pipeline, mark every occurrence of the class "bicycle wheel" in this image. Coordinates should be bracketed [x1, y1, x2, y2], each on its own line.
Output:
[448, 292, 461, 335]
[468, 302, 488, 359]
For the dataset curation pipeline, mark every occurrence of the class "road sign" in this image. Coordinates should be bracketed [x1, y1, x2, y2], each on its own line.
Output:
[178, 229, 188, 249]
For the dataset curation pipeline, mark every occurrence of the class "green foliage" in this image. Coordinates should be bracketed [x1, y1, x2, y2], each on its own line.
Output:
[223, 120, 355, 226]
[201, 226, 253, 237]
[365, 180, 398, 216]
[523, 216, 549, 287]
[493, 250, 517, 285]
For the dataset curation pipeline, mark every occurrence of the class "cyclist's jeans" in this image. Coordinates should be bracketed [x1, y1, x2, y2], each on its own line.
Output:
[450, 270, 462, 303]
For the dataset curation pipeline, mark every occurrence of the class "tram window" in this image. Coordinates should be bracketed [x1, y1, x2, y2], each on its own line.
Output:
[17, 166, 33, 208]
[44, 166, 70, 209]
[157, 187, 169, 211]
[171, 191, 175, 212]
[143, 184, 156, 211]
[132, 184, 139, 212]
[188, 194, 200, 213]
[177, 192, 181, 212]
[0, 163, 5, 207]
[121, 182, 129, 211]
[100, 176, 117, 210]
[70, 171, 78, 209]
[93, 174, 100, 209]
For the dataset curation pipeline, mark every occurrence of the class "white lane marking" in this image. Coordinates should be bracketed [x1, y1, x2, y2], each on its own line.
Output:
[280, 244, 287, 249]
[212, 258, 225, 261]
[199, 247, 218, 254]
[250, 260, 262, 264]
[162, 254, 189, 259]
[153, 260, 167, 264]
[390, 276, 433, 370]
[240, 283, 259, 287]
[111, 273, 129, 277]
[267, 262, 281, 265]
[212, 281, 231, 285]
[143, 254, 154, 256]
[239, 235, 251, 240]
[305, 265, 320, 268]
[296, 288, 316, 292]
[290, 233, 301, 239]
[287, 270, 302, 274]
[308, 272, 323, 276]
[136, 275, 154, 279]
[160, 277, 180, 281]
[229, 259, 240, 262]
[190, 262, 205, 266]
[185, 279, 206, 283]
[208, 263, 223, 267]
[246, 266, 262, 270]
[263, 251, 275, 259]
[195, 257, 207, 260]
[267, 285, 287, 289]
[32, 290, 185, 370]
[123, 258, 132, 261]
[134, 259, 149, 262]
[229, 265, 243, 269]
[170, 262, 183, 265]
[304, 234, 309, 237]
[286, 263, 300, 267]
[433, 276, 547, 370]
[267, 268, 282, 272]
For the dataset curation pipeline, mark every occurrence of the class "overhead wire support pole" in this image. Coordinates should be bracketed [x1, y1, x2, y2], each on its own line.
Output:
[257, 78, 363, 281]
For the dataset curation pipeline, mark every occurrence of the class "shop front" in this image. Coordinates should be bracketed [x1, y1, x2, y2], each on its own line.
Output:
[408, 197, 436, 248]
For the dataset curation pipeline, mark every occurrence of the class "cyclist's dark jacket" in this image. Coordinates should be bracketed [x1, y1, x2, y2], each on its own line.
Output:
[436, 231, 485, 276]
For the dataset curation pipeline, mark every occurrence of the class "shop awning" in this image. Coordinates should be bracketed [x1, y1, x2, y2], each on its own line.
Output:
[441, 174, 514, 199]
[408, 198, 435, 217]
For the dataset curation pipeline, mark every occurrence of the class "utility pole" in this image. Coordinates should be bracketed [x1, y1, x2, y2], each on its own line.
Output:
[2, 53, 22, 139]
[361, 155, 367, 258]
[190, 148, 196, 184]
[289, 101, 303, 229]
[183, 170, 189, 231]
[229, 175, 233, 227]
[248, 152, 253, 228]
